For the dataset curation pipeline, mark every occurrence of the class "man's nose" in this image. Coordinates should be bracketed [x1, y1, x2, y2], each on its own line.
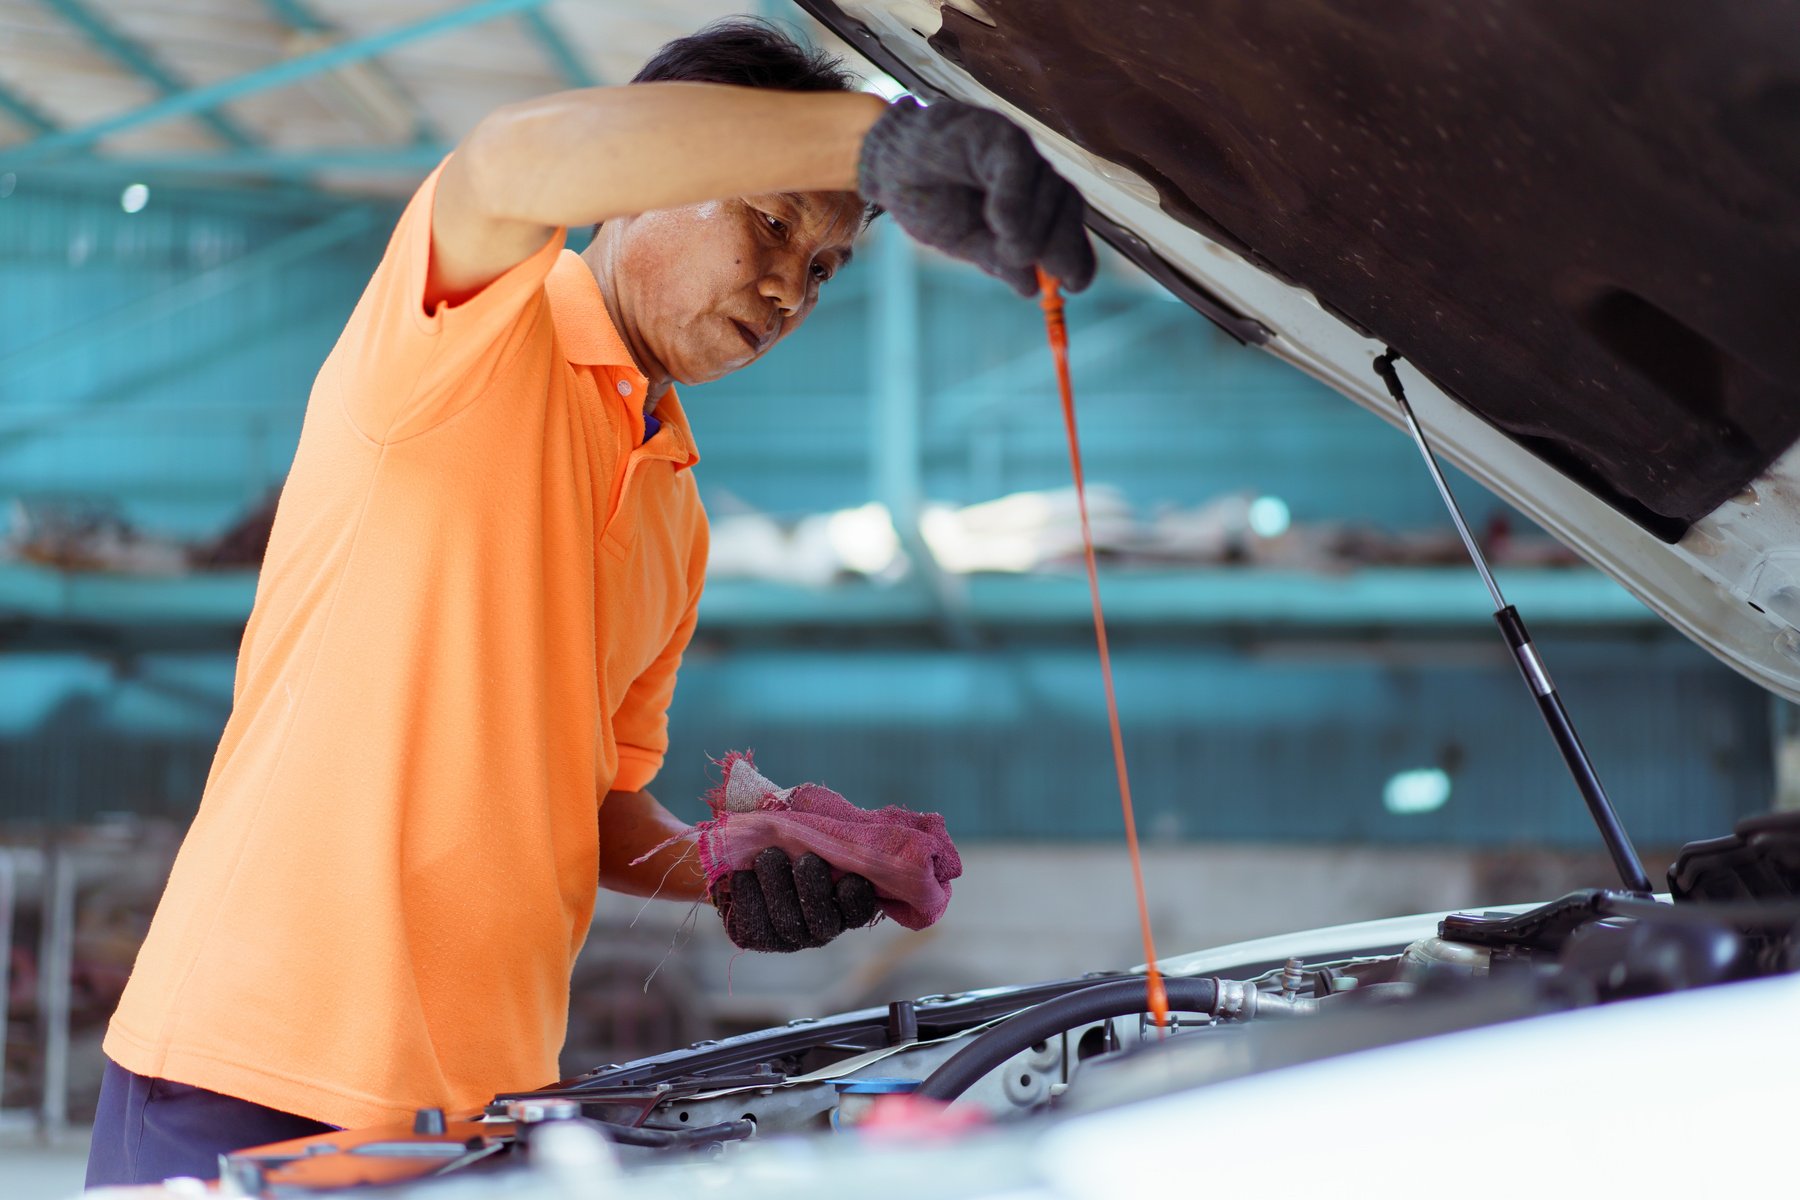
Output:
[758, 258, 805, 315]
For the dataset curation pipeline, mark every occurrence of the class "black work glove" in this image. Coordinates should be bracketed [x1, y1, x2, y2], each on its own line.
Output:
[713, 848, 880, 952]
[858, 97, 1096, 297]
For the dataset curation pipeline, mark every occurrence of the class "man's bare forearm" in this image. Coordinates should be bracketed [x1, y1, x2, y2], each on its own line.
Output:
[597, 788, 710, 902]
[459, 83, 884, 227]
[430, 83, 885, 303]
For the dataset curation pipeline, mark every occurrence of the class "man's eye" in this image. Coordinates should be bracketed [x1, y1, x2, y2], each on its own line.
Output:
[811, 262, 834, 283]
[762, 212, 788, 238]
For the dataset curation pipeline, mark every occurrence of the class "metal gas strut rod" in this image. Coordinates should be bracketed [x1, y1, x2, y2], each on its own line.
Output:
[1372, 349, 1654, 895]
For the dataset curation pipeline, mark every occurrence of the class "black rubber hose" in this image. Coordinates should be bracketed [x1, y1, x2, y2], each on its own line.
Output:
[914, 976, 1218, 1103]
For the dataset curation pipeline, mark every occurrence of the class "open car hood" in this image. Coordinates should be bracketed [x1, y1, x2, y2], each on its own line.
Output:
[800, 0, 1800, 701]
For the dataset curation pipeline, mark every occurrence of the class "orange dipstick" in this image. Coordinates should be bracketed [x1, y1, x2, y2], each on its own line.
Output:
[1036, 266, 1171, 1032]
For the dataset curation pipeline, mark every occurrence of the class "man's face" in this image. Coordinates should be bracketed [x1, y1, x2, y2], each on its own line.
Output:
[607, 190, 864, 386]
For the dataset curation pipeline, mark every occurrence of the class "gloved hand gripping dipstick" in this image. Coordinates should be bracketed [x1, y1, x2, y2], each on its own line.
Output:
[859, 98, 1097, 297]
[1372, 349, 1653, 895]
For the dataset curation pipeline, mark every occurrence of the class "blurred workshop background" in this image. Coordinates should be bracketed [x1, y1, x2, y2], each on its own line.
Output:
[0, 0, 1790, 1163]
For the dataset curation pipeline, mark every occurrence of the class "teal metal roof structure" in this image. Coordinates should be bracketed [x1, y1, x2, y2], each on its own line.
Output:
[0, 0, 780, 195]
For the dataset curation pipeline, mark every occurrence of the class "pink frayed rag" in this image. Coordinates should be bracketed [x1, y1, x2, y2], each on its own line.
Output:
[694, 751, 961, 930]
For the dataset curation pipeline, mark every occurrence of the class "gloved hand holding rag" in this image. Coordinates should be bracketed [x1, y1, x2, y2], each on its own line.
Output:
[699, 752, 962, 953]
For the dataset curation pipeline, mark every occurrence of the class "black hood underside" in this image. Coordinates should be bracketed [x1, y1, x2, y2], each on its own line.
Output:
[917, 0, 1800, 541]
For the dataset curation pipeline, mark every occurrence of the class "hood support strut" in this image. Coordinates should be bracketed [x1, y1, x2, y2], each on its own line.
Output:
[1374, 350, 1654, 895]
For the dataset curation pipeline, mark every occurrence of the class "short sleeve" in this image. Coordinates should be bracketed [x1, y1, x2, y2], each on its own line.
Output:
[610, 515, 710, 793]
[333, 156, 566, 443]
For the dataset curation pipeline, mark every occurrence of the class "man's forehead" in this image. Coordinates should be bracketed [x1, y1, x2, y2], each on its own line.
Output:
[774, 190, 864, 251]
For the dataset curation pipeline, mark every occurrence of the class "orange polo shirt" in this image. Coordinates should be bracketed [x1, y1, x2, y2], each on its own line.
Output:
[104, 161, 708, 1129]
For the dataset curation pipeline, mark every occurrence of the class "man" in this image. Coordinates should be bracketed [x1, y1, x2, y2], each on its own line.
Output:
[87, 19, 1092, 1187]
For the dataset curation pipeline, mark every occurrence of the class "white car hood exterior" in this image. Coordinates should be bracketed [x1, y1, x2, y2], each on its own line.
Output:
[822, 0, 1800, 703]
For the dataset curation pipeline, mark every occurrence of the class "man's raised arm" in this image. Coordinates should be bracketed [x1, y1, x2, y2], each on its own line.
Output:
[429, 83, 885, 307]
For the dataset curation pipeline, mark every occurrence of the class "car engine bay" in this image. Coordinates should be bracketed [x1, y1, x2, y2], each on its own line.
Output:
[207, 811, 1800, 1197]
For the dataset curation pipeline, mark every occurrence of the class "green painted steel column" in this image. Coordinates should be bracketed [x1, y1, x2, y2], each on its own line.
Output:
[869, 222, 975, 644]
[870, 221, 921, 527]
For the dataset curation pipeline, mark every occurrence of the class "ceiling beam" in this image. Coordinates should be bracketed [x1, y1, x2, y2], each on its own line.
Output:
[31, 146, 455, 177]
[518, 9, 600, 88]
[0, 77, 60, 135]
[39, 0, 259, 149]
[3, 0, 550, 168]
[256, 0, 446, 145]
[10, 163, 366, 217]
[258, 0, 329, 33]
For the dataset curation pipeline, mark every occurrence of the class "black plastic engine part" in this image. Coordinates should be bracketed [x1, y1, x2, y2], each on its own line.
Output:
[1443, 888, 1800, 982]
[579, 1117, 755, 1150]
[887, 1000, 918, 1046]
[1557, 918, 1747, 998]
[1440, 891, 1623, 954]
[1670, 811, 1800, 902]
[913, 976, 1219, 1103]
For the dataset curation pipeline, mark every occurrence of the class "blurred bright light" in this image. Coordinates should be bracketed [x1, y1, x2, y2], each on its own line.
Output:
[1248, 495, 1290, 538]
[860, 73, 910, 102]
[120, 183, 150, 213]
[825, 502, 902, 575]
[1384, 767, 1451, 815]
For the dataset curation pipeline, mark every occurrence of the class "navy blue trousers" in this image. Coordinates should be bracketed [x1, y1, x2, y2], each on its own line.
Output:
[85, 1059, 335, 1188]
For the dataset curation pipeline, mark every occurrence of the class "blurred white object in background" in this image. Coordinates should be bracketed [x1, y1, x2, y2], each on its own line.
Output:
[1143, 491, 1260, 563]
[825, 502, 905, 578]
[922, 485, 1133, 573]
[703, 512, 790, 581]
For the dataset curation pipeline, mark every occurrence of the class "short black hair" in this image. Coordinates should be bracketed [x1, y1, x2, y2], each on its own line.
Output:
[616, 18, 881, 235]
[632, 17, 858, 92]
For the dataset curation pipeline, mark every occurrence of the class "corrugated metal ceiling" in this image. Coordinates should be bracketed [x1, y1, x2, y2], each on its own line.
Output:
[0, 1, 858, 194]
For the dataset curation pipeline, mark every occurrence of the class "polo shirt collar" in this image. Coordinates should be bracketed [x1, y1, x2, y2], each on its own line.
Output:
[546, 250, 700, 472]
[547, 250, 640, 370]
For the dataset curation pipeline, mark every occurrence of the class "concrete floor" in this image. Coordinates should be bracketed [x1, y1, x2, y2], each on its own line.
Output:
[1, 1131, 90, 1200]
